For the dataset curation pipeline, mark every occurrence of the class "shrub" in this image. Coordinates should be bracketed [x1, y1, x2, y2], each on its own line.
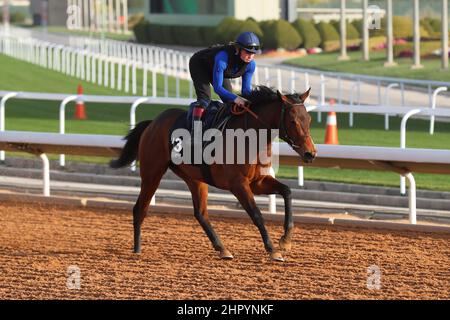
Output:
[200, 27, 220, 47]
[8, 12, 26, 24]
[215, 17, 244, 44]
[148, 24, 174, 45]
[133, 20, 150, 43]
[421, 19, 438, 39]
[393, 41, 442, 57]
[315, 21, 339, 47]
[331, 20, 360, 40]
[260, 19, 302, 50]
[429, 18, 442, 33]
[352, 19, 363, 36]
[172, 26, 204, 46]
[236, 18, 264, 41]
[214, 18, 263, 46]
[128, 13, 144, 30]
[369, 36, 386, 50]
[370, 16, 412, 38]
[291, 18, 321, 49]
[322, 39, 361, 52]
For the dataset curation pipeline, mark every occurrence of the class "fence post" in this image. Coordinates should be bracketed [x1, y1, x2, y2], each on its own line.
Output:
[125, 61, 130, 93]
[400, 108, 422, 195]
[40, 153, 50, 197]
[430, 86, 447, 135]
[110, 59, 115, 89]
[98, 55, 103, 85]
[318, 74, 325, 123]
[0, 92, 18, 161]
[132, 62, 137, 95]
[152, 67, 157, 97]
[59, 95, 79, 167]
[384, 83, 399, 130]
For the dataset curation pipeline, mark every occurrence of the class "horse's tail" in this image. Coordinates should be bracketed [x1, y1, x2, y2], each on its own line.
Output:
[110, 120, 152, 169]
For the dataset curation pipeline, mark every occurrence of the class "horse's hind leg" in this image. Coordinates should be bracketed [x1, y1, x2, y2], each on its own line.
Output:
[186, 180, 232, 260]
[133, 163, 168, 253]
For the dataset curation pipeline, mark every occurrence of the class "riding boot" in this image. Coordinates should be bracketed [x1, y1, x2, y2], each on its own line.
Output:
[191, 105, 205, 146]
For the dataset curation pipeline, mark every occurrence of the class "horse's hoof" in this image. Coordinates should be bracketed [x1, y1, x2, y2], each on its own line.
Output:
[219, 249, 234, 260]
[270, 251, 285, 262]
[279, 236, 292, 251]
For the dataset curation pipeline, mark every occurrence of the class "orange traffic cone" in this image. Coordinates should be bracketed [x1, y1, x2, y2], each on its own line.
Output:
[324, 111, 339, 145]
[75, 84, 86, 120]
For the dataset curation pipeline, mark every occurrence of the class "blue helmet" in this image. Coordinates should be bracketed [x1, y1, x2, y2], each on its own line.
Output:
[235, 32, 262, 54]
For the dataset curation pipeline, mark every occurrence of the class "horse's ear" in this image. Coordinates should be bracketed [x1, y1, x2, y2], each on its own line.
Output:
[299, 87, 311, 102]
[277, 90, 289, 103]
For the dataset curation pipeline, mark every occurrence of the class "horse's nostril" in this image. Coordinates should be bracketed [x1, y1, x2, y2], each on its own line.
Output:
[304, 152, 315, 161]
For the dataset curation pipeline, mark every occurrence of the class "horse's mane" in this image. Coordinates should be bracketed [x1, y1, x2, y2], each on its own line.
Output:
[243, 85, 302, 106]
[243, 86, 278, 106]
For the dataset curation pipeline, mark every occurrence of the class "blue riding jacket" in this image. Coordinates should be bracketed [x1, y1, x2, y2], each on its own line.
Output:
[213, 50, 256, 102]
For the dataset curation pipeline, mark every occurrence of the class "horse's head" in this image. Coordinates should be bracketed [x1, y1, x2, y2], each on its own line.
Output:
[277, 88, 317, 163]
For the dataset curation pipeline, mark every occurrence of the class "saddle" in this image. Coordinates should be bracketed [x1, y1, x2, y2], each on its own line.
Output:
[186, 100, 233, 133]
[169, 101, 233, 160]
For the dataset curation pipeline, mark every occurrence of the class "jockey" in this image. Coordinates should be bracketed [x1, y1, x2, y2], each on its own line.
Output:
[188, 31, 262, 137]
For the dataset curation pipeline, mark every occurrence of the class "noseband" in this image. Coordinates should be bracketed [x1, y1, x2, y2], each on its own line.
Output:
[279, 101, 308, 150]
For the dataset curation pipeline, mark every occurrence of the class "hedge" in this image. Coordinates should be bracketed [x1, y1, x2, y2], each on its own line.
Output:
[330, 20, 360, 40]
[128, 13, 144, 30]
[172, 26, 204, 47]
[133, 20, 150, 43]
[316, 21, 339, 46]
[260, 19, 302, 50]
[291, 18, 321, 49]
[200, 27, 220, 47]
[322, 39, 361, 52]
[147, 24, 175, 45]
[236, 19, 264, 41]
[393, 41, 442, 58]
[214, 17, 244, 44]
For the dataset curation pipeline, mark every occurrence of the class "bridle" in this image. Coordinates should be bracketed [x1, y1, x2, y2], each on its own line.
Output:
[231, 99, 307, 149]
[278, 101, 308, 150]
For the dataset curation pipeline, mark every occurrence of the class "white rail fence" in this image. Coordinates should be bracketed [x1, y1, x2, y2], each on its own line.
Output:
[2, 131, 450, 224]
[0, 91, 191, 166]
[2, 91, 450, 198]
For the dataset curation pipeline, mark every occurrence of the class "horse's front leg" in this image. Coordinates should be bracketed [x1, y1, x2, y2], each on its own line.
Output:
[231, 180, 284, 262]
[250, 176, 294, 251]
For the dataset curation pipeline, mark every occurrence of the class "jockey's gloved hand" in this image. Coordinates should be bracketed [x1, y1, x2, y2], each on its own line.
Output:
[233, 96, 249, 108]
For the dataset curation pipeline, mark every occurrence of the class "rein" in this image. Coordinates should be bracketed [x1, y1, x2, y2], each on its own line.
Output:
[231, 100, 304, 149]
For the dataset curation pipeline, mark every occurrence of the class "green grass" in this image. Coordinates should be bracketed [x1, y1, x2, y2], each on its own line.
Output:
[0, 52, 191, 97]
[285, 51, 450, 82]
[1, 53, 450, 191]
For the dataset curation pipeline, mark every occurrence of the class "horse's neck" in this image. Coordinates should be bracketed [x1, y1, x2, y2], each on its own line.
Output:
[227, 101, 280, 146]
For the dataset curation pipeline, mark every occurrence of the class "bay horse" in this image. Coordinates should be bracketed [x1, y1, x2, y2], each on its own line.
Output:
[110, 86, 317, 262]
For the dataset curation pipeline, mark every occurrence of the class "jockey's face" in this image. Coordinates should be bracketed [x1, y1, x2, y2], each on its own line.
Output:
[239, 49, 255, 63]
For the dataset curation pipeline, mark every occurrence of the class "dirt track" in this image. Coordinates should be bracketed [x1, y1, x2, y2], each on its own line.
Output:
[0, 201, 449, 300]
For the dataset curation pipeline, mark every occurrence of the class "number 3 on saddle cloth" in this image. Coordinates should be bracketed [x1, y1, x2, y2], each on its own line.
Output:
[168, 101, 232, 163]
